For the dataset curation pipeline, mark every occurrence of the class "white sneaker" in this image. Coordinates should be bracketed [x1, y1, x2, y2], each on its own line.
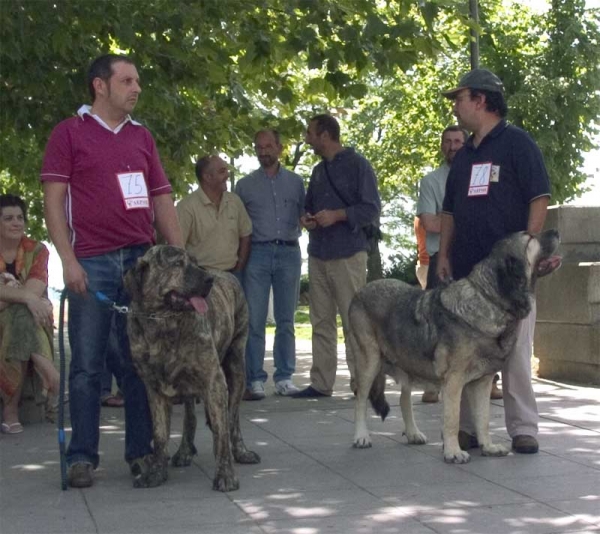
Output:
[244, 381, 265, 401]
[275, 379, 300, 396]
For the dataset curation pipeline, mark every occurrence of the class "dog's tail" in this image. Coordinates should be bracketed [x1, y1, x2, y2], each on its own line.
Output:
[368, 370, 390, 421]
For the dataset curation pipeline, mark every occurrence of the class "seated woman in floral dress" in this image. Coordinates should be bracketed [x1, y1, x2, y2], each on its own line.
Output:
[0, 194, 59, 434]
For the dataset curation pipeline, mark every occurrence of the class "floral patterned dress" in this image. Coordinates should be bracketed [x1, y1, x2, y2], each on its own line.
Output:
[0, 236, 53, 398]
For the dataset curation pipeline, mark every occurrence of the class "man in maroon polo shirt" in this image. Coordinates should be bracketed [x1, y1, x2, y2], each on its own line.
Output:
[41, 54, 182, 488]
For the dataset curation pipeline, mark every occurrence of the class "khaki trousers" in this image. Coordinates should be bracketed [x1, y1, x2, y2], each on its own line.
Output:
[415, 263, 429, 290]
[308, 251, 368, 395]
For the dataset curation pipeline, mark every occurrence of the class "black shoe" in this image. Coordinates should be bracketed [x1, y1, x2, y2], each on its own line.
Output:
[458, 430, 479, 450]
[512, 435, 539, 454]
[291, 386, 329, 398]
[243, 389, 265, 401]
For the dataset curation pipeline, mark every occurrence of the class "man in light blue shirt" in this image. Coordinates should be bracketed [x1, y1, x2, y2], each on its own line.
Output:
[417, 126, 467, 290]
[235, 129, 306, 399]
[416, 125, 467, 403]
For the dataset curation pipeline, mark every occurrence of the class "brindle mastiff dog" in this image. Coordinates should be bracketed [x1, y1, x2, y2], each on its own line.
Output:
[124, 246, 260, 491]
[349, 230, 561, 464]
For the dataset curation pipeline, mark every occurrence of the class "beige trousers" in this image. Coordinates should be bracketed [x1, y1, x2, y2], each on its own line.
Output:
[415, 263, 429, 290]
[308, 251, 368, 395]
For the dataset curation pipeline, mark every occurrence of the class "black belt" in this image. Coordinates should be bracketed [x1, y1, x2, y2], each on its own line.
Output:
[254, 239, 299, 247]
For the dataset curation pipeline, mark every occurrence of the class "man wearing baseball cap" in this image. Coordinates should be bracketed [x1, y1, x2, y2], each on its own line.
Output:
[436, 68, 551, 454]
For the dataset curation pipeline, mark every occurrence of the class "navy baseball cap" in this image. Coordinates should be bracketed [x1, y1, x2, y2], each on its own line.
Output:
[442, 68, 505, 98]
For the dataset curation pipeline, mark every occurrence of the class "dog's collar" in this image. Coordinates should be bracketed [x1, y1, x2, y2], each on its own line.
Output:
[94, 291, 185, 321]
[129, 309, 184, 320]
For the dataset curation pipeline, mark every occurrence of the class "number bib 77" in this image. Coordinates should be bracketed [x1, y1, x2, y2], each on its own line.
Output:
[116, 171, 149, 210]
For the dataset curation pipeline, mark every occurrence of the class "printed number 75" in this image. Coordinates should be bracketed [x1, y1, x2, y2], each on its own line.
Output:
[127, 174, 144, 195]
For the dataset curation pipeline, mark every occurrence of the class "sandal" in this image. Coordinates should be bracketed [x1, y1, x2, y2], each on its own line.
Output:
[1, 422, 24, 434]
[101, 394, 125, 408]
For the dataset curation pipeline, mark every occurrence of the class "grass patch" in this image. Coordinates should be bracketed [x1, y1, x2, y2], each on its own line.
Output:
[295, 306, 310, 324]
[266, 306, 344, 343]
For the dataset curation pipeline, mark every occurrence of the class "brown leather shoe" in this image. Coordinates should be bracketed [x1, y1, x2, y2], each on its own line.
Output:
[512, 435, 539, 454]
[490, 381, 503, 400]
[101, 393, 125, 407]
[243, 389, 264, 401]
[68, 462, 94, 488]
[441, 430, 479, 451]
[458, 430, 479, 450]
[291, 386, 329, 398]
[421, 390, 439, 403]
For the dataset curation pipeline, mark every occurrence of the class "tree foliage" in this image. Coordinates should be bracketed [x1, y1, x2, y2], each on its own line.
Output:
[1, 0, 598, 250]
[1, 0, 458, 237]
[479, 0, 600, 202]
[340, 0, 599, 261]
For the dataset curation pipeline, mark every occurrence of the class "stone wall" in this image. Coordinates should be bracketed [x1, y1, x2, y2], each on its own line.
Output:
[535, 205, 600, 385]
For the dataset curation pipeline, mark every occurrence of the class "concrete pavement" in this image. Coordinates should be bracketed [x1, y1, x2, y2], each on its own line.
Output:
[1, 339, 599, 534]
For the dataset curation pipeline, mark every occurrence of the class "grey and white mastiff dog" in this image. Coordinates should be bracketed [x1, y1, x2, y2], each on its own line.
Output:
[349, 229, 561, 464]
[124, 246, 260, 491]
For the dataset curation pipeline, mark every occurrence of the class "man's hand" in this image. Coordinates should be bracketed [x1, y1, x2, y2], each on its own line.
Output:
[313, 209, 346, 228]
[63, 258, 88, 295]
[436, 255, 453, 283]
[300, 213, 318, 230]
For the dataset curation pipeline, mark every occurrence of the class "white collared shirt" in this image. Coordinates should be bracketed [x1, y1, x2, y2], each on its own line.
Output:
[77, 105, 141, 134]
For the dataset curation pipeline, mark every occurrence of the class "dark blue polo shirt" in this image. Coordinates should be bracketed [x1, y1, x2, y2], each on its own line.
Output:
[442, 120, 551, 279]
[305, 148, 381, 260]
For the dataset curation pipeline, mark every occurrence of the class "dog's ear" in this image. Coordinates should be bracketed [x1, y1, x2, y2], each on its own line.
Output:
[497, 255, 531, 318]
[124, 256, 149, 303]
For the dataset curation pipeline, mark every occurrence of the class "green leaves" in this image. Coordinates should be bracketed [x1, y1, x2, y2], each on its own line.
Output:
[1, 0, 598, 243]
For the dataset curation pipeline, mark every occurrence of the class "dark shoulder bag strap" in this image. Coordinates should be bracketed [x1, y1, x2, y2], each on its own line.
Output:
[323, 162, 381, 242]
[322, 162, 351, 207]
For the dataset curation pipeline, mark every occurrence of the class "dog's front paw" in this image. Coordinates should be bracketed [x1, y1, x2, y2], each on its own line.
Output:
[234, 449, 261, 464]
[213, 467, 239, 492]
[353, 432, 372, 449]
[171, 444, 198, 467]
[443, 448, 471, 464]
[404, 430, 428, 445]
[481, 442, 510, 457]
[131, 455, 168, 488]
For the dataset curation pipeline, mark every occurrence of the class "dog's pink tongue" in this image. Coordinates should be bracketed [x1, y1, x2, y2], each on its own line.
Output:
[189, 296, 208, 314]
[537, 255, 562, 277]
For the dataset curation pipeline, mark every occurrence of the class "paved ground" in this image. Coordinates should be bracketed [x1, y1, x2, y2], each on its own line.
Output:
[1, 339, 599, 534]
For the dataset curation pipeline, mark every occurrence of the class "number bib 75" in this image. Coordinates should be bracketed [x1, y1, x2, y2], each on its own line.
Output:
[117, 171, 149, 210]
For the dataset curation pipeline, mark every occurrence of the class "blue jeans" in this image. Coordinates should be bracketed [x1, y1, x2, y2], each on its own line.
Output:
[66, 245, 152, 468]
[242, 243, 301, 387]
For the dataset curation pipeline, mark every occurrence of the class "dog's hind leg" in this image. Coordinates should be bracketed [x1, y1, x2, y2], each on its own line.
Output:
[400, 383, 427, 444]
[350, 311, 384, 449]
[172, 398, 198, 467]
[466, 375, 510, 457]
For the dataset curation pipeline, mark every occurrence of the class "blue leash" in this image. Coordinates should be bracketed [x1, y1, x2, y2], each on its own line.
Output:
[57, 288, 68, 490]
[94, 291, 129, 314]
